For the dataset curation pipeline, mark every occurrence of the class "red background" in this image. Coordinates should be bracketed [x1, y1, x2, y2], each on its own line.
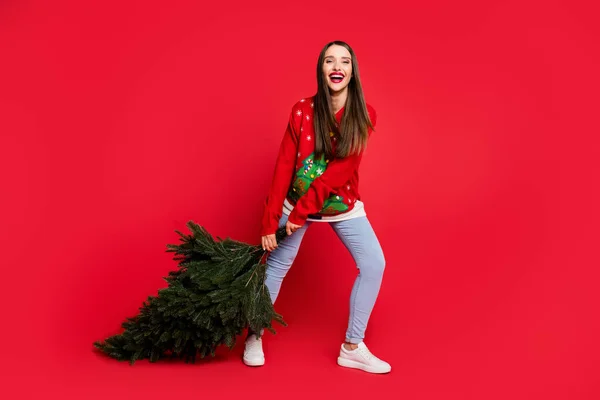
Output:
[1, 0, 598, 398]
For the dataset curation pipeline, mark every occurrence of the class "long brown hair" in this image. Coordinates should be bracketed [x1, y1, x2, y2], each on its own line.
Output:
[313, 41, 375, 160]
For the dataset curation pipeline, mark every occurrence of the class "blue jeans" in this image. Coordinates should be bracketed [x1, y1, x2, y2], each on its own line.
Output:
[265, 213, 386, 344]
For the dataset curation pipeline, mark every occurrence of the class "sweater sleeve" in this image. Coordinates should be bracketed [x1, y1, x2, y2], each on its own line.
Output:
[260, 106, 300, 236]
[288, 106, 377, 226]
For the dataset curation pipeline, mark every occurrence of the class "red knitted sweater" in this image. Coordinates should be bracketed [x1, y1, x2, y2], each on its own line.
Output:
[260, 96, 377, 236]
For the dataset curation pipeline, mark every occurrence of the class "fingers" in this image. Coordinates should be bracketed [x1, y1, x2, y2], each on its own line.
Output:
[286, 221, 301, 235]
[267, 235, 277, 251]
[263, 221, 302, 252]
[262, 234, 278, 252]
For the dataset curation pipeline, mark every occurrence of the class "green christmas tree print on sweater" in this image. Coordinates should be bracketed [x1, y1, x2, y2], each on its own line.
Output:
[288, 152, 349, 215]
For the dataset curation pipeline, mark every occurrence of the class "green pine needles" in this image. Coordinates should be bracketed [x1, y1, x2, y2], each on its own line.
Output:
[93, 221, 289, 365]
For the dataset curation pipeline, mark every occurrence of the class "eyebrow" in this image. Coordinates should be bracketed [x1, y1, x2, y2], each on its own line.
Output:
[324, 55, 352, 60]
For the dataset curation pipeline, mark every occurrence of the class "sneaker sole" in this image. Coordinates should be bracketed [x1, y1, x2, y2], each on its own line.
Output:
[337, 357, 391, 374]
[243, 356, 265, 367]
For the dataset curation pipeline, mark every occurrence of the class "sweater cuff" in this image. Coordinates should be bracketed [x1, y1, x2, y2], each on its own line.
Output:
[260, 210, 281, 236]
[287, 208, 307, 226]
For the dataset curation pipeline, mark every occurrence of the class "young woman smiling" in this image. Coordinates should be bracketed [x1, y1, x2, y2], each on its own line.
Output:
[245, 41, 391, 374]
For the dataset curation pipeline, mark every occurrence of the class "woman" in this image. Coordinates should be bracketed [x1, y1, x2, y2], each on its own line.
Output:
[245, 41, 390, 374]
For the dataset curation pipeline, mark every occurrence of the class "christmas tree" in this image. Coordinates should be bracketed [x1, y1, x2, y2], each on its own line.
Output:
[93, 221, 289, 365]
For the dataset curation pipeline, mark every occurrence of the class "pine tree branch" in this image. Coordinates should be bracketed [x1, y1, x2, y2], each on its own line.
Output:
[93, 222, 289, 364]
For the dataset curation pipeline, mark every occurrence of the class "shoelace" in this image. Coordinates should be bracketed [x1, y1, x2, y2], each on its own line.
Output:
[246, 338, 262, 352]
[357, 347, 373, 360]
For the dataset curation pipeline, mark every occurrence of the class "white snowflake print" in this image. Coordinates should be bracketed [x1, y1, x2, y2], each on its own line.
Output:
[297, 152, 301, 158]
[300, 98, 305, 102]
[310, 102, 314, 108]
[316, 168, 323, 176]
[305, 114, 310, 121]
[296, 109, 302, 117]
[300, 126, 303, 132]
[306, 135, 311, 141]
[346, 185, 351, 190]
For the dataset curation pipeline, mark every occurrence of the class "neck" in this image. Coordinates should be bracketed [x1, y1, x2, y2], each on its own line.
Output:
[330, 88, 348, 114]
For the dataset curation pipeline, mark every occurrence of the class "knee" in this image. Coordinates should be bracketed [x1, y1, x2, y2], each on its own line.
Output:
[358, 251, 386, 279]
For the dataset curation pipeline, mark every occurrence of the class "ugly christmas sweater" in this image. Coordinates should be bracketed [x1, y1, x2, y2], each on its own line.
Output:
[260, 97, 377, 236]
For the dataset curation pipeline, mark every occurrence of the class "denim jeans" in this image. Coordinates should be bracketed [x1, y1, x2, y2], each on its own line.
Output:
[264, 213, 386, 344]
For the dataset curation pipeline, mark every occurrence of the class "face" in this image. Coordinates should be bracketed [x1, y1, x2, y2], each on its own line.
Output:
[322, 44, 353, 94]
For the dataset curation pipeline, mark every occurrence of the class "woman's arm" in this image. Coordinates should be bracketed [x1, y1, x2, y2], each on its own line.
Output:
[260, 106, 301, 236]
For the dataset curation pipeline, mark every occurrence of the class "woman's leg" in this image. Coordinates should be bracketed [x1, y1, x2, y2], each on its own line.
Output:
[245, 213, 310, 366]
[329, 216, 386, 344]
[264, 213, 311, 304]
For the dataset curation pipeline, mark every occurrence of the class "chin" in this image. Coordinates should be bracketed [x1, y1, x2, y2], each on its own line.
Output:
[329, 85, 348, 93]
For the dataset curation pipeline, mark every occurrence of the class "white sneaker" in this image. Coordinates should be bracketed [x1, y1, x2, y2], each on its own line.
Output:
[337, 342, 391, 374]
[243, 334, 265, 366]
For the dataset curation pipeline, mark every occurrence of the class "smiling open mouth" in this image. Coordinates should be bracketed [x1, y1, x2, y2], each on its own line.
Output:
[329, 73, 344, 83]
